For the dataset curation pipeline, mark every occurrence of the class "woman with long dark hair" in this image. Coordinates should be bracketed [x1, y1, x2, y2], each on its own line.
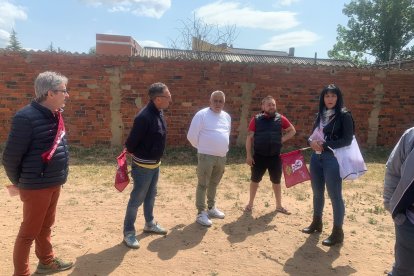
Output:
[302, 84, 354, 246]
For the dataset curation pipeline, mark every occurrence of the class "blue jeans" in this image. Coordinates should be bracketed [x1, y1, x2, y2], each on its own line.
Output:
[390, 218, 414, 276]
[310, 151, 345, 227]
[123, 163, 159, 236]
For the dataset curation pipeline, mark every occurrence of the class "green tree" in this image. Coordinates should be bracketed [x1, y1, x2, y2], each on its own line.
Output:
[88, 46, 96, 54]
[329, 0, 414, 64]
[47, 42, 56, 52]
[5, 29, 23, 51]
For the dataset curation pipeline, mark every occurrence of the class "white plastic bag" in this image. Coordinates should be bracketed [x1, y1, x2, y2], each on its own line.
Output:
[330, 136, 367, 180]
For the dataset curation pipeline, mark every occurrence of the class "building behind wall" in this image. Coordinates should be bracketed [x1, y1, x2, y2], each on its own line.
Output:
[96, 33, 142, 56]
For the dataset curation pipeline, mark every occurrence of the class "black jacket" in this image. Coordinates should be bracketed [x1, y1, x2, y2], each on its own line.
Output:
[125, 101, 167, 162]
[311, 110, 354, 151]
[2, 101, 69, 189]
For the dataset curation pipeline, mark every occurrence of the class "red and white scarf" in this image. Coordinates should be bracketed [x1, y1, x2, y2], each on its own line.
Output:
[41, 111, 66, 163]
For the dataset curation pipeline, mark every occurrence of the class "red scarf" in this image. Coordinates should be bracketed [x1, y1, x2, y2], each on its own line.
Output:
[41, 111, 66, 163]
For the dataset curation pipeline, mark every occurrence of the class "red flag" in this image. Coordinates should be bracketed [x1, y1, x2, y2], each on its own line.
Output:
[280, 150, 311, 188]
[114, 149, 130, 192]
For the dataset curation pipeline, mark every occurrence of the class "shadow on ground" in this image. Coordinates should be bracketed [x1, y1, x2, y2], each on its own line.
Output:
[68, 243, 129, 276]
[222, 210, 277, 243]
[146, 223, 208, 260]
[283, 234, 357, 276]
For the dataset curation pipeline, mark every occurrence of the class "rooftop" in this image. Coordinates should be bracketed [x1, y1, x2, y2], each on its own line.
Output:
[138, 47, 355, 67]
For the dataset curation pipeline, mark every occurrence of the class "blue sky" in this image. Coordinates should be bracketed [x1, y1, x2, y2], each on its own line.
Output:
[0, 0, 351, 58]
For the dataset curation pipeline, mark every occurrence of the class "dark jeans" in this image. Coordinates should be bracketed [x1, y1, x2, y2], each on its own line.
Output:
[390, 218, 414, 276]
[123, 163, 159, 237]
[310, 151, 345, 226]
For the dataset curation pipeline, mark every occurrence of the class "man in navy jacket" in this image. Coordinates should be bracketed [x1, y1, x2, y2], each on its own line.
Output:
[3, 71, 73, 275]
[123, 82, 172, 249]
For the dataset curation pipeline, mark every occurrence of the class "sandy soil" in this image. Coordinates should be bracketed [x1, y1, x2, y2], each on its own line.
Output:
[0, 166, 395, 276]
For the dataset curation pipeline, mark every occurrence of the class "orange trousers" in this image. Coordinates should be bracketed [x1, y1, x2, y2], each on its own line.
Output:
[13, 185, 61, 276]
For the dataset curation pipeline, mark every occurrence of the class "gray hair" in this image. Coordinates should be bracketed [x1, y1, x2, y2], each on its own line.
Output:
[148, 82, 167, 100]
[210, 90, 225, 100]
[34, 71, 68, 102]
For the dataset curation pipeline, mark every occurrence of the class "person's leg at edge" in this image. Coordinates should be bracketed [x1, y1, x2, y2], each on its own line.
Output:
[143, 167, 159, 224]
[321, 153, 344, 246]
[310, 153, 326, 219]
[272, 183, 285, 211]
[13, 186, 59, 276]
[206, 156, 226, 210]
[196, 153, 214, 214]
[269, 156, 288, 213]
[391, 219, 414, 276]
[324, 154, 345, 228]
[35, 186, 61, 265]
[245, 182, 259, 211]
[245, 155, 266, 211]
[123, 164, 155, 237]
[302, 153, 325, 233]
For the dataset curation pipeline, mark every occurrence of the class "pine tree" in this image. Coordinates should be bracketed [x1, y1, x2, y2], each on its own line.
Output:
[5, 29, 22, 51]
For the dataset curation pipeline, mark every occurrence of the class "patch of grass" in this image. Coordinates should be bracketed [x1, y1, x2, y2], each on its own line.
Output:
[347, 214, 357, 222]
[367, 205, 386, 215]
[368, 217, 378, 225]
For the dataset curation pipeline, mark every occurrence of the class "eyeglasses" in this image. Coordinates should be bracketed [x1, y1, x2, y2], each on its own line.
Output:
[53, 89, 69, 94]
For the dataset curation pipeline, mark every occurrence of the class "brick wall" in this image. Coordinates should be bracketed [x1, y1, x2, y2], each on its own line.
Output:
[1, 51, 413, 148]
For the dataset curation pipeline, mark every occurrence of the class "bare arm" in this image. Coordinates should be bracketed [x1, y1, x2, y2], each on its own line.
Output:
[245, 131, 254, 166]
[282, 124, 296, 143]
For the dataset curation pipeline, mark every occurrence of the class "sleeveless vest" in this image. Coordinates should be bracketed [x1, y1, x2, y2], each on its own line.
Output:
[254, 113, 282, 156]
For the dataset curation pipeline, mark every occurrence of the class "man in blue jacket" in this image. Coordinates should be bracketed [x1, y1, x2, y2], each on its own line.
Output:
[123, 82, 172, 249]
[3, 71, 73, 275]
[384, 127, 414, 276]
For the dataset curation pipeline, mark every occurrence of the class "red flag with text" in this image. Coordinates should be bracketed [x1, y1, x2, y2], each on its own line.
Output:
[280, 150, 311, 188]
[114, 149, 130, 192]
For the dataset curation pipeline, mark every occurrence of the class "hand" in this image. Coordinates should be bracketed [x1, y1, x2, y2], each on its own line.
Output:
[310, 140, 323, 152]
[246, 156, 255, 166]
[6, 185, 19, 197]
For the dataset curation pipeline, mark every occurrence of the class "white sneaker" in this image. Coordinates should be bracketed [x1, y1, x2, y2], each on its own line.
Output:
[208, 206, 225, 219]
[196, 211, 212, 226]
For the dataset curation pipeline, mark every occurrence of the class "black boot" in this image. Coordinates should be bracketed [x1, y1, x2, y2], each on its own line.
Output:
[322, 225, 344, 246]
[302, 216, 322, 234]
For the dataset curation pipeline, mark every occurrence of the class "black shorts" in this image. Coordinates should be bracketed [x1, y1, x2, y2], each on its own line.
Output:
[251, 154, 282, 184]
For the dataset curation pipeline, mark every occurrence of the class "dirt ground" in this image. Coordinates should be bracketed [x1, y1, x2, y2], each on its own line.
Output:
[0, 163, 395, 276]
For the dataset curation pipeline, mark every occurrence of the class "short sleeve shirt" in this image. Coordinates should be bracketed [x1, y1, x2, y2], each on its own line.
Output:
[248, 114, 292, 132]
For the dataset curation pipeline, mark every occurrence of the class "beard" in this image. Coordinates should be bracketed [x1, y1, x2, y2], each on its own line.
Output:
[263, 110, 276, 117]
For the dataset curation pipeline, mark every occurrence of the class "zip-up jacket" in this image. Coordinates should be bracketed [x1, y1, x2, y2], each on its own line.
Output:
[384, 127, 414, 224]
[2, 101, 69, 189]
[311, 109, 354, 151]
[125, 101, 167, 163]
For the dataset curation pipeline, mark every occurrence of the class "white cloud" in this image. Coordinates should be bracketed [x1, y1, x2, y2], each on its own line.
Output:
[276, 0, 300, 7]
[195, 1, 298, 30]
[139, 40, 164, 47]
[259, 30, 320, 50]
[0, 29, 9, 41]
[0, 1, 27, 46]
[81, 0, 171, 18]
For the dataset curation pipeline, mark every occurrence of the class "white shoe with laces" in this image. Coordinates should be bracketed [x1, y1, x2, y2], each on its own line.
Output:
[196, 211, 212, 226]
[207, 206, 225, 219]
